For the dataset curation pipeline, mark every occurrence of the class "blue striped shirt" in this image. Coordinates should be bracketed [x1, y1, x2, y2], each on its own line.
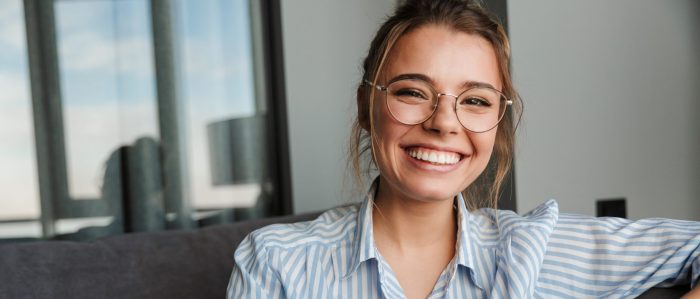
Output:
[227, 184, 700, 298]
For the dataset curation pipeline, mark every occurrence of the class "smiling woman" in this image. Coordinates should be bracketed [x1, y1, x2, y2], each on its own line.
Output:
[227, 0, 700, 298]
[362, 25, 507, 213]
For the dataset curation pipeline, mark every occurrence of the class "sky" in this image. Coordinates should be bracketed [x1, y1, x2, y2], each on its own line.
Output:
[0, 0, 261, 222]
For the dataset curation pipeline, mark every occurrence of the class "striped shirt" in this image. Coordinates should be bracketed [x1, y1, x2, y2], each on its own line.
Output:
[227, 184, 700, 298]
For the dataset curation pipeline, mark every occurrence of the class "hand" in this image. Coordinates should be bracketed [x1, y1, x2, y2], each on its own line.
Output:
[682, 286, 700, 299]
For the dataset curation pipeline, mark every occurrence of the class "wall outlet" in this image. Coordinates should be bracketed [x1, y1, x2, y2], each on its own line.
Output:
[596, 198, 627, 218]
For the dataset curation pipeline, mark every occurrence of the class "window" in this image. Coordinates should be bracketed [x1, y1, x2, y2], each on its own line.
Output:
[176, 0, 262, 211]
[0, 0, 41, 239]
[0, 0, 291, 242]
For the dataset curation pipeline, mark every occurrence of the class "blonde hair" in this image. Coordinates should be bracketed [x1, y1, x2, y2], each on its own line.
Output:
[348, 0, 522, 210]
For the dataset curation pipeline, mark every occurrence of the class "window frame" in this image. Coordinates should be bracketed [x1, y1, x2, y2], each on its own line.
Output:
[9, 0, 292, 240]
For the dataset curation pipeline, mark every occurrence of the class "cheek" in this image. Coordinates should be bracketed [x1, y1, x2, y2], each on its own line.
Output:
[468, 130, 497, 165]
[372, 98, 404, 141]
[371, 101, 414, 173]
[370, 100, 394, 159]
[369, 96, 384, 134]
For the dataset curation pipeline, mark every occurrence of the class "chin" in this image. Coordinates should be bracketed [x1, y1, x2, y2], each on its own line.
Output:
[398, 176, 465, 202]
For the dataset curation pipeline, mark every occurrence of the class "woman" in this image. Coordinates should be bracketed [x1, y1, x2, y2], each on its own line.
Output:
[227, 1, 700, 298]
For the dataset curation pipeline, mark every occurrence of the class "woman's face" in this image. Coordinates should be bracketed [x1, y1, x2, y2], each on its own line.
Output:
[370, 24, 502, 203]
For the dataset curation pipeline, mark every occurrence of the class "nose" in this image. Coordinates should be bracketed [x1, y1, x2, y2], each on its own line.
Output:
[422, 93, 462, 135]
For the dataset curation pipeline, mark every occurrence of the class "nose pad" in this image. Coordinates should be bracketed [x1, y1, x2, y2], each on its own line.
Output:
[423, 94, 462, 134]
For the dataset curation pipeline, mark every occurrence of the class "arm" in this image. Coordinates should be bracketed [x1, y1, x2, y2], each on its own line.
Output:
[227, 233, 285, 299]
[538, 213, 700, 298]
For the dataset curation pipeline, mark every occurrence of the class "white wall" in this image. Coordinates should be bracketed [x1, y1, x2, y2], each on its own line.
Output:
[509, 1, 700, 220]
[281, 0, 395, 213]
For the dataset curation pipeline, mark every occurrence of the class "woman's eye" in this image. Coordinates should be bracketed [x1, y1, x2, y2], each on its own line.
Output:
[395, 89, 428, 100]
[460, 97, 491, 107]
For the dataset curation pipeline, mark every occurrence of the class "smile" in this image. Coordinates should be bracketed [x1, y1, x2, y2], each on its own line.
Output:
[405, 146, 462, 165]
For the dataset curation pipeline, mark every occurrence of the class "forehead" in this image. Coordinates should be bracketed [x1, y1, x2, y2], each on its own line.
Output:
[382, 24, 502, 91]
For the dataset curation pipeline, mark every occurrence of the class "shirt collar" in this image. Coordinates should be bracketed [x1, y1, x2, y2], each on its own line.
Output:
[343, 180, 379, 278]
[342, 181, 486, 290]
[342, 180, 560, 292]
[454, 192, 485, 289]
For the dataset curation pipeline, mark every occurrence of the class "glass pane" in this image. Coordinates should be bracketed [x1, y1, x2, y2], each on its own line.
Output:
[176, 0, 262, 211]
[0, 0, 41, 238]
[1, 0, 273, 241]
[55, 0, 158, 200]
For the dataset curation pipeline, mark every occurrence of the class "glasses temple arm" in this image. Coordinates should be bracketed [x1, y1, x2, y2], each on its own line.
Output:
[363, 79, 386, 91]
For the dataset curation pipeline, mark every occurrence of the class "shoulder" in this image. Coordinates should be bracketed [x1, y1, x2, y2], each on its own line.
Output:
[240, 203, 361, 253]
[470, 199, 560, 233]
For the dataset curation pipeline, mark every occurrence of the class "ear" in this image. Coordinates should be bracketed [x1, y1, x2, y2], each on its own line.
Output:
[357, 86, 370, 131]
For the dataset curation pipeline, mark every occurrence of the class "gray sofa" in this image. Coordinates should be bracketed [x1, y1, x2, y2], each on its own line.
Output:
[0, 212, 689, 298]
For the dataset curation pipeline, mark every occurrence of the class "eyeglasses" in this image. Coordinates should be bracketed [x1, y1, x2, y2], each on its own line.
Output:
[365, 78, 513, 133]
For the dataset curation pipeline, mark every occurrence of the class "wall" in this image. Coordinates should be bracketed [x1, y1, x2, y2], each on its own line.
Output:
[281, 0, 395, 213]
[509, 1, 700, 219]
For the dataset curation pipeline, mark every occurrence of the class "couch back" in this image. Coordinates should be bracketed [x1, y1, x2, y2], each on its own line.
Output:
[0, 212, 320, 298]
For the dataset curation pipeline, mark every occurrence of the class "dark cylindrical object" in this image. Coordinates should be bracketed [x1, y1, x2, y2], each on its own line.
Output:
[207, 114, 267, 186]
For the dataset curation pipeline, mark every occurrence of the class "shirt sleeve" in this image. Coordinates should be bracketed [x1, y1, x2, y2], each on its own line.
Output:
[227, 233, 285, 299]
[538, 213, 700, 298]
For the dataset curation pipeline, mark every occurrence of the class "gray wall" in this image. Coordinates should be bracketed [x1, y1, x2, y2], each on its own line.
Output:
[281, 1, 700, 219]
[509, 1, 700, 219]
[281, 0, 395, 213]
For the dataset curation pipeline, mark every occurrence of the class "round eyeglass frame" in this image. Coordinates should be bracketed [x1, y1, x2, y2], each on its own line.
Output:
[364, 79, 513, 133]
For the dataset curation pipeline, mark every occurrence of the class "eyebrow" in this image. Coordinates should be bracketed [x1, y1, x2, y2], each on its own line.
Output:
[387, 73, 498, 91]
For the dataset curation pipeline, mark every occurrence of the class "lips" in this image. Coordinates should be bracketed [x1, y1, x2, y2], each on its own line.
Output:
[404, 146, 463, 165]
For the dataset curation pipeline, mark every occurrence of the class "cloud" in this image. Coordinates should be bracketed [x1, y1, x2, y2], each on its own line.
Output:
[0, 71, 30, 107]
[0, 71, 33, 161]
[58, 32, 154, 78]
[0, 1, 19, 21]
[181, 38, 254, 81]
[56, 31, 253, 94]
[0, 162, 40, 219]
[59, 32, 117, 72]
[0, 14, 25, 51]
[53, 0, 154, 78]
[0, 69, 39, 220]
[0, 104, 34, 156]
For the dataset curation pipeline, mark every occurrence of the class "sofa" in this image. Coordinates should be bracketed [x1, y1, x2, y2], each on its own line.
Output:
[0, 211, 689, 298]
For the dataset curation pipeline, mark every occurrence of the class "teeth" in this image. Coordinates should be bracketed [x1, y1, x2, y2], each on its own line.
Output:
[407, 147, 461, 165]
